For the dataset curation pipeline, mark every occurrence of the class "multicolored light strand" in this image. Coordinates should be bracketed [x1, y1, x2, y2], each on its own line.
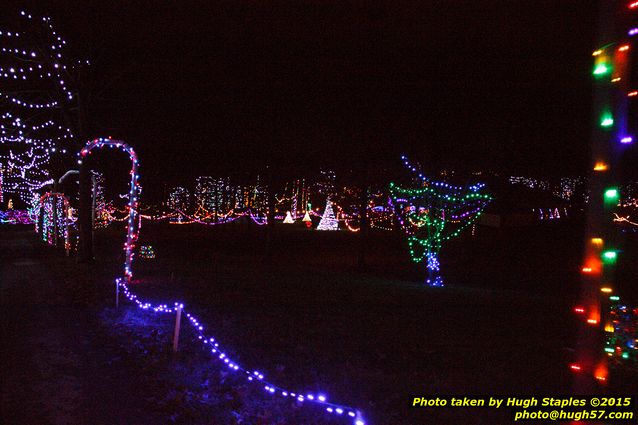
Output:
[389, 156, 491, 286]
[573, 0, 637, 383]
[0, 209, 32, 224]
[80, 138, 140, 280]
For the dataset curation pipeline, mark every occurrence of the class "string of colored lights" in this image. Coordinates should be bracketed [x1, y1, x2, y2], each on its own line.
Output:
[173, 208, 242, 226]
[604, 298, 637, 364]
[389, 156, 491, 286]
[80, 138, 140, 280]
[399, 155, 486, 194]
[37, 192, 71, 252]
[0, 209, 32, 224]
[572, 0, 637, 383]
[248, 209, 268, 225]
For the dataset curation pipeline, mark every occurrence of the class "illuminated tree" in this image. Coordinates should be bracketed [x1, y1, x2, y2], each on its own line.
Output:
[168, 186, 190, 212]
[195, 176, 217, 210]
[317, 197, 338, 231]
[91, 171, 111, 228]
[0, 11, 78, 205]
[283, 211, 295, 223]
[389, 156, 491, 286]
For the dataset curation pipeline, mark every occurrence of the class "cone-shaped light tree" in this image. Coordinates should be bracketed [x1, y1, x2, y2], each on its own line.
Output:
[317, 197, 338, 231]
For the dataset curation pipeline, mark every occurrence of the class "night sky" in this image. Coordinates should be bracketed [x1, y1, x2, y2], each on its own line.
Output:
[9, 0, 610, 187]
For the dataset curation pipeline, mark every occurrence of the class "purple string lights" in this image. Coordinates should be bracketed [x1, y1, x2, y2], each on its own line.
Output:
[116, 278, 365, 424]
[0, 209, 33, 224]
[83, 139, 367, 424]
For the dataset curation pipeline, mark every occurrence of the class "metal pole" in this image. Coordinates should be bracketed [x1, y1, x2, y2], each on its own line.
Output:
[172, 305, 182, 352]
[115, 279, 119, 309]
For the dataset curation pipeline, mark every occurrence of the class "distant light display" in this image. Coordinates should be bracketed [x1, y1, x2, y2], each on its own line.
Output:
[168, 186, 190, 213]
[139, 245, 155, 259]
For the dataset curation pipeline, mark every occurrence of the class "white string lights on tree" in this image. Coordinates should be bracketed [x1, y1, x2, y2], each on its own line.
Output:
[91, 171, 113, 229]
[0, 10, 79, 205]
[283, 211, 295, 223]
[317, 197, 339, 230]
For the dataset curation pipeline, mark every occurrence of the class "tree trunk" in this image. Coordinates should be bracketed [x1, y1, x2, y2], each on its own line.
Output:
[75, 70, 94, 263]
[357, 183, 368, 270]
[264, 167, 276, 264]
[77, 160, 93, 262]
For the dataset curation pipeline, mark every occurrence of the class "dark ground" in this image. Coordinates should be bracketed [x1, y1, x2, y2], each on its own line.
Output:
[1, 225, 345, 425]
[2, 220, 637, 424]
[0, 225, 164, 424]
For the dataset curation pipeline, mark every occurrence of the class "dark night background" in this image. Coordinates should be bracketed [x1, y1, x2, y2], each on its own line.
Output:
[3, 3, 638, 424]
[9, 0, 634, 197]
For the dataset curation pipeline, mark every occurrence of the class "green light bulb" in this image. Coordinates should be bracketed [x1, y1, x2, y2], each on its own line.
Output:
[602, 250, 618, 264]
[593, 64, 609, 75]
[604, 188, 619, 200]
[600, 116, 614, 127]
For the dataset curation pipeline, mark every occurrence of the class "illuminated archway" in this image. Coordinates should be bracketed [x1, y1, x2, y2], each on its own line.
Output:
[80, 138, 140, 280]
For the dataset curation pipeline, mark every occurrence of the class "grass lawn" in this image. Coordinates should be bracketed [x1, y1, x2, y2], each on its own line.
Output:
[88, 220, 637, 424]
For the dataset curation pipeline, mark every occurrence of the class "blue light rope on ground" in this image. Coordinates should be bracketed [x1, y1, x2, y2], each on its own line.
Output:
[80, 138, 366, 424]
[116, 278, 366, 425]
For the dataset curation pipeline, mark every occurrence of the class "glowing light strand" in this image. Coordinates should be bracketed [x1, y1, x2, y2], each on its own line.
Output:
[80, 138, 140, 280]
[389, 156, 491, 286]
[78, 139, 366, 424]
[115, 277, 366, 424]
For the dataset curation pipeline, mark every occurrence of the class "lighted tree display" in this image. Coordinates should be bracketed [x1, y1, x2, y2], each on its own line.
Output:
[91, 171, 111, 229]
[195, 176, 218, 211]
[389, 156, 491, 286]
[317, 197, 338, 230]
[283, 211, 295, 223]
[0, 11, 79, 205]
[167, 186, 190, 212]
